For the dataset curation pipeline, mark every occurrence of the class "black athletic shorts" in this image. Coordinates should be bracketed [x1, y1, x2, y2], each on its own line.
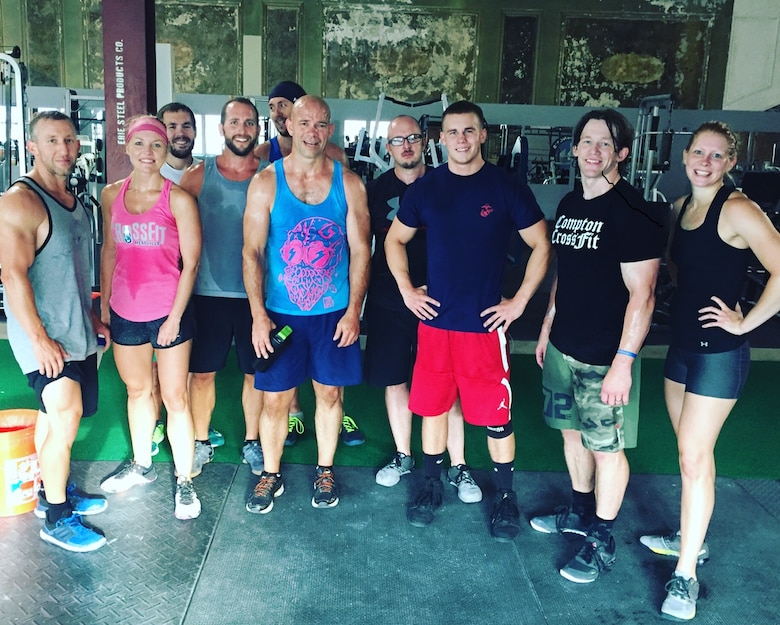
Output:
[189, 295, 256, 375]
[363, 299, 419, 387]
[26, 352, 99, 417]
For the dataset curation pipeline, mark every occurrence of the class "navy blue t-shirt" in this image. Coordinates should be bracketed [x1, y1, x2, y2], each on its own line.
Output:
[397, 162, 544, 333]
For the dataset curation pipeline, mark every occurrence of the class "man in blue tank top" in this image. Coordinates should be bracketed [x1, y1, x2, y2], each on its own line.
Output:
[180, 98, 269, 480]
[243, 95, 371, 513]
[255, 81, 362, 449]
[0, 111, 109, 552]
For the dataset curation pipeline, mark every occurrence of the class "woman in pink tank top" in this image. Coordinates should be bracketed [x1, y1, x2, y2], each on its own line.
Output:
[99, 115, 203, 521]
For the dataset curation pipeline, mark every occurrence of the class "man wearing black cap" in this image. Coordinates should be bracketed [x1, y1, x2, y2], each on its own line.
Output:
[255, 80, 349, 167]
[255, 81, 363, 449]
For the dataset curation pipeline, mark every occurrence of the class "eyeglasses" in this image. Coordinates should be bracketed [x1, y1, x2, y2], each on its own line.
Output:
[388, 133, 423, 146]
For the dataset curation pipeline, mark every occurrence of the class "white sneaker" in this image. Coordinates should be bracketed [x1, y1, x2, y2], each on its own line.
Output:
[174, 479, 201, 520]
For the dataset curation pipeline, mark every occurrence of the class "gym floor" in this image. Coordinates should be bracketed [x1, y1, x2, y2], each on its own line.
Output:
[1, 461, 779, 625]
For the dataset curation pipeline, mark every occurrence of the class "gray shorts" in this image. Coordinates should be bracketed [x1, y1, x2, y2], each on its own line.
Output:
[541, 341, 640, 451]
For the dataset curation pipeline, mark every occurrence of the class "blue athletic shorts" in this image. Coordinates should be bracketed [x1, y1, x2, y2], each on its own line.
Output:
[110, 307, 195, 348]
[664, 341, 750, 399]
[253, 308, 362, 392]
[189, 295, 256, 375]
[26, 353, 99, 417]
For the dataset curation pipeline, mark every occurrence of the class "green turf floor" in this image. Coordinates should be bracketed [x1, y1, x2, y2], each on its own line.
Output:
[1, 340, 778, 478]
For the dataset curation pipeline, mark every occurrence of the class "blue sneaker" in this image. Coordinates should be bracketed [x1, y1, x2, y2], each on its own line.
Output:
[339, 414, 365, 446]
[208, 427, 225, 448]
[35, 483, 108, 519]
[40, 512, 106, 552]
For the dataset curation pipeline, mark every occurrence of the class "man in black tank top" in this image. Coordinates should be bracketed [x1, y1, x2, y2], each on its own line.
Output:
[0, 111, 109, 552]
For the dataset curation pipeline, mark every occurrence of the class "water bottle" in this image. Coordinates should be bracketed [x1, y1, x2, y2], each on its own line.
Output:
[253, 325, 293, 372]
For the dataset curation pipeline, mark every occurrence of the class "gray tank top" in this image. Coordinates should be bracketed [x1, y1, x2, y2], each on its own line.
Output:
[194, 157, 268, 298]
[5, 177, 97, 374]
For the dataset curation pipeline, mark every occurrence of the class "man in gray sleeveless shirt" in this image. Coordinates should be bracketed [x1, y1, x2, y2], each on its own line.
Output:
[0, 111, 109, 552]
[180, 98, 269, 480]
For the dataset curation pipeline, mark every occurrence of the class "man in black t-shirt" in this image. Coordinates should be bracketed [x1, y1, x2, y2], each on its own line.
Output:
[532, 109, 662, 583]
[366, 115, 482, 505]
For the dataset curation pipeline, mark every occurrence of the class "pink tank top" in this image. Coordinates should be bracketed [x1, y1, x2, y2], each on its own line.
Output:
[109, 177, 183, 321]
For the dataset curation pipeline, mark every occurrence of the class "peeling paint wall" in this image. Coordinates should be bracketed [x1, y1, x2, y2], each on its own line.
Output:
[24, 0, 63, 86]
[156, 3, 241, 95]
[500, 15, 538, 104]
[83, 0, 103, 89]
[1, 0, 737, 110]
[264, 6, 300, 93]
[559, 16, 710, 108]
[322, 6, 477, 101]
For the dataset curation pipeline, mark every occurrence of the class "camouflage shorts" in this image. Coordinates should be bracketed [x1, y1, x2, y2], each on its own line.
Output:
[541, 341, 640, 451]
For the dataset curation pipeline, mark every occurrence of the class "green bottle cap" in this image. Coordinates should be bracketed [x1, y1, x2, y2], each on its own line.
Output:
[277, 325, 293, 340]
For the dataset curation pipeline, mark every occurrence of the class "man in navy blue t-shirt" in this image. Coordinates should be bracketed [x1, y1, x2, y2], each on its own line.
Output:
[385, 100, 551, 541]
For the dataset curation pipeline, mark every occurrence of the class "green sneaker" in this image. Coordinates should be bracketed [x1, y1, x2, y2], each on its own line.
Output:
[339, 414, 365, 446]
[152, 421, 165, 444]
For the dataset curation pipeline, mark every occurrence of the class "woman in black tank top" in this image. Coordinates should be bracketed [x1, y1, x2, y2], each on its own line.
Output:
[641, 122, 780, 621]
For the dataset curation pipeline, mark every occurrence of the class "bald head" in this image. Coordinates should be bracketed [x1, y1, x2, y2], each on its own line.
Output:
[291, 95, 331, 123]
[386, 115, 425, 172]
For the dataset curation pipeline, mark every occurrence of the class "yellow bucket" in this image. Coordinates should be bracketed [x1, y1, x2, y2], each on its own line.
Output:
[0, 409, 40, 517]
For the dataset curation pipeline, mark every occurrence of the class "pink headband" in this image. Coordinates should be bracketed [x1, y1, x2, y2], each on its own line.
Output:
[126, 117, 168, 144]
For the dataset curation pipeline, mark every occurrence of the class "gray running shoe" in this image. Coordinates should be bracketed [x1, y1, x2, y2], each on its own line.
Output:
[661, 574, 699, 621]
[100, 461, 158, 493]
[191, 441, 213, 478]
[447, 465, 483, 503]
[174, 479, 201, 520]
[376, 452, 415, 487]
[559, 534, 617, 583]
[246, 472, 284, 514]
[639, 530, 710, 565]
[530, 506, 589, 536]
[312, 466, 339, 508]
[241, 441, 264, 476]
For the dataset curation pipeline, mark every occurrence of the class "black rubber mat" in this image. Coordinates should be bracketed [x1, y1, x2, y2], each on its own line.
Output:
[2, 462, 778, 625]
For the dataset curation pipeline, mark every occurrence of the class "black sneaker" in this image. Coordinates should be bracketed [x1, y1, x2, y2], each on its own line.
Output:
[246, 472, 284, 514]
[529, 506, 589, 536]
[559, 534, 617, 583]
[407, 477, 443, 527]
[490, 490, 521, 542]
[312, 466, 339, 508]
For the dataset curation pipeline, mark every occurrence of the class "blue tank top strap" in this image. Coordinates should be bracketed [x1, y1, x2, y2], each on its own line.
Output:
[269, 137, 284, 163]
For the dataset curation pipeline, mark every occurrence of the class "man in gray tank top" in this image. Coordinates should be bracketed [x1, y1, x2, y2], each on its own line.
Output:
[0, 111, 109, 552]
[180, 97, 269, 480]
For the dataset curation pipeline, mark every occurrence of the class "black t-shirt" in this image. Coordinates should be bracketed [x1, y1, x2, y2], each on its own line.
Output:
[550, 178, 664, 365]
[366, 168, 428, 311]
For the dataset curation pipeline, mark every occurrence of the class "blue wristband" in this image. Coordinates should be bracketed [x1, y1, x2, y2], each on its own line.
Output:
[616, 349, 637, 359]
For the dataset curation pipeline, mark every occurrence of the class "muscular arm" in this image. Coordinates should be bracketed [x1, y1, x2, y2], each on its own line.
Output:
[335, 171, 371, 347]
[385, 218, 440, 319]
[156, 188, 202, 346]
[0, 185, 67, 376]
[178, 160, 205, 199]
[242, 170, 275, 358]
[600, 257, 660, 404]
[481, 219, 552, 332]
[535, 275, 558, 368]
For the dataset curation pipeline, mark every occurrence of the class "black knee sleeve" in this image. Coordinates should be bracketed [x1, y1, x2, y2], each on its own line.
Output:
[486, 421, 513, 439]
